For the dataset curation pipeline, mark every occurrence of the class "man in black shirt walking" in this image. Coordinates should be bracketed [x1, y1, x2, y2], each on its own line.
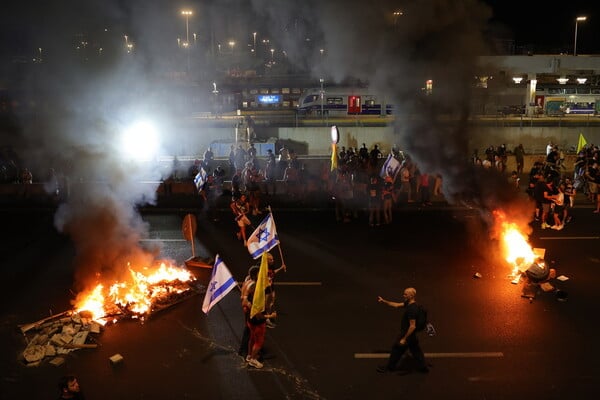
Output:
[377, 287, 429, 374]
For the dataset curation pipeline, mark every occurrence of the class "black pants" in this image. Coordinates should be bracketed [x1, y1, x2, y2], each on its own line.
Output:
[386, 333, 427, 371]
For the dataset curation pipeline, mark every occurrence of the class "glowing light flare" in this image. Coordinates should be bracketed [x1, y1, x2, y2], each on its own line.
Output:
[121, 120, 159, 161]
[493, 209, 536, 277]
[75, 262, 194, 322]
[76, 284, 107, 324]
[501, 224, 536, 272]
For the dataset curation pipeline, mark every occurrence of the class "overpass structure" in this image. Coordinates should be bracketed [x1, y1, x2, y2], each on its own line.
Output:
[478, 55, 600, 116]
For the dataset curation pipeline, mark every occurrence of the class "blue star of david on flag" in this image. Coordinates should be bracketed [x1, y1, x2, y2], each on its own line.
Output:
[202, 255, 237, 314]
[247, 212, 280, 259]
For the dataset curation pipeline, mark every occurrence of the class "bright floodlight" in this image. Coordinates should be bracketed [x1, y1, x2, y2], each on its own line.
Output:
[121, 120, 159, 161]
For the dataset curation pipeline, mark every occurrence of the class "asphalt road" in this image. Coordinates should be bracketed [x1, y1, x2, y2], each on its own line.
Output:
[1, 197, 599, 399]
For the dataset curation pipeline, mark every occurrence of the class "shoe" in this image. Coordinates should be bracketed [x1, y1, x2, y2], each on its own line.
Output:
[541, 223, 550, 229]
[376, 365, 392, 373]
[245, 355, 251, 362]
[550, 225, 559, 230]
[247, 358, 264, 369]
[557, 224, 564, 230]
[265, 319, 276, 329]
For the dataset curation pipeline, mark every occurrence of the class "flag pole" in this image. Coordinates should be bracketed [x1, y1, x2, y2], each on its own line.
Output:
[266, 205, 287, 270]
[189, 219, 196, 257]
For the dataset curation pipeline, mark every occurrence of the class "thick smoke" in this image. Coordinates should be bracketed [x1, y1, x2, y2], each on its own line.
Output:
[4, 0, 535, 290]
[4, 1, 193, 291]
[251, 0, 532, 226]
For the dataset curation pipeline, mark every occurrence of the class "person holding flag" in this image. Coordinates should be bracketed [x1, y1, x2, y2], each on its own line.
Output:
[244, 252, 277, 369]
[202, 255, 237, 314]
[246, 209, 286, 329]
[264, 252, 286, 328]
[380, 153, 401, 180]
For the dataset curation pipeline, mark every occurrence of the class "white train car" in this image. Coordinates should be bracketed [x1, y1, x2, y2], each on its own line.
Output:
[297, 87, 393, 116]
[535, 85, 600, 115]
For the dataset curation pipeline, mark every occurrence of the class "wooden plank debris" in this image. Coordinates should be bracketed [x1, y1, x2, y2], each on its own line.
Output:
[18, 279, 200, 366]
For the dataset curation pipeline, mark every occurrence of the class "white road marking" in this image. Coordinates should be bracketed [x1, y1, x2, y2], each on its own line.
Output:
[140, 239, 187, 242]
[354, 352, 504, 359]
[539, 236, 599, 240]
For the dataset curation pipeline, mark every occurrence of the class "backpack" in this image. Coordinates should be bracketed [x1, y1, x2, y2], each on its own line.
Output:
[415, 304, 428, 332]
[415, 304, 437, 336]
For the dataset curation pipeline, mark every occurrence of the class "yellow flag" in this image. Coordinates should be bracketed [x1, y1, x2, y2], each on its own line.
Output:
[250, 252, 269, 318]
[330, 143, 338, 171]
[577, 133, 588, 153]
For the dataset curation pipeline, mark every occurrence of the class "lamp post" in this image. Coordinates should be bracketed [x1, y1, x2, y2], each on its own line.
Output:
[393, 10, 403, 27]
[320, 78, 325, 124]
[253, 32, 257, 54]
[181, 10, 193, 75]
[574, 16, 587, 56]
[181, 10, 193, 44]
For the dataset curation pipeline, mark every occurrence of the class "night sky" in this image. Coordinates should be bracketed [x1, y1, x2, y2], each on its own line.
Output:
[1, 0, 600, 61]
[483, 0, 600, 54]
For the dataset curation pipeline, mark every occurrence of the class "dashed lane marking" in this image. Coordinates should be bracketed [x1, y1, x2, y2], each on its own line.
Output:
[355, 352, 504, 359]
[140, 239, 187, 242]
[539, 236, 599, 240]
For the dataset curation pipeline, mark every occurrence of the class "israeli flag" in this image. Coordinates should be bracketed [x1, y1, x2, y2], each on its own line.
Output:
[247, 212, 280, 259]
[380, 154, 401, 179]
[194, 167, 208, 191]
[202, 255, 237, 314]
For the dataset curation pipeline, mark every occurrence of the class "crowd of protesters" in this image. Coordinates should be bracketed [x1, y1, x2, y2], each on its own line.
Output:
[191, 140, 447, 227]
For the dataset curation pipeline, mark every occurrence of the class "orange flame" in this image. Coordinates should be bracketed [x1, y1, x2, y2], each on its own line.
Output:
[75, 261, 195, 323]
[493, 210, 537, 277]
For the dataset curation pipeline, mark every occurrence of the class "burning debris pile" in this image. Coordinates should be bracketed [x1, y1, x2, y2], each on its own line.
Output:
[18, 261, 202, 367]
[494, 210, 568, 300]
[74, 262, 200, 323]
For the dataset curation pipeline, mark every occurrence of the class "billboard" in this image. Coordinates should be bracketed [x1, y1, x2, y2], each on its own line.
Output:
[257, 94, 282, 104]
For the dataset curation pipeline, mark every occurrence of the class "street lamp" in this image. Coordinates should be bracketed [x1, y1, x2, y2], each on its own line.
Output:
[181, 10, 193, 75]
[320, 78, 325, 123]
[393, 10, 403, 27]
[270, 48, 274, 62]
[253, 32, 257, 53]
[229, 40, 235, 54]
[181, 10, 193, 44]
[574, 16, 587, 56]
